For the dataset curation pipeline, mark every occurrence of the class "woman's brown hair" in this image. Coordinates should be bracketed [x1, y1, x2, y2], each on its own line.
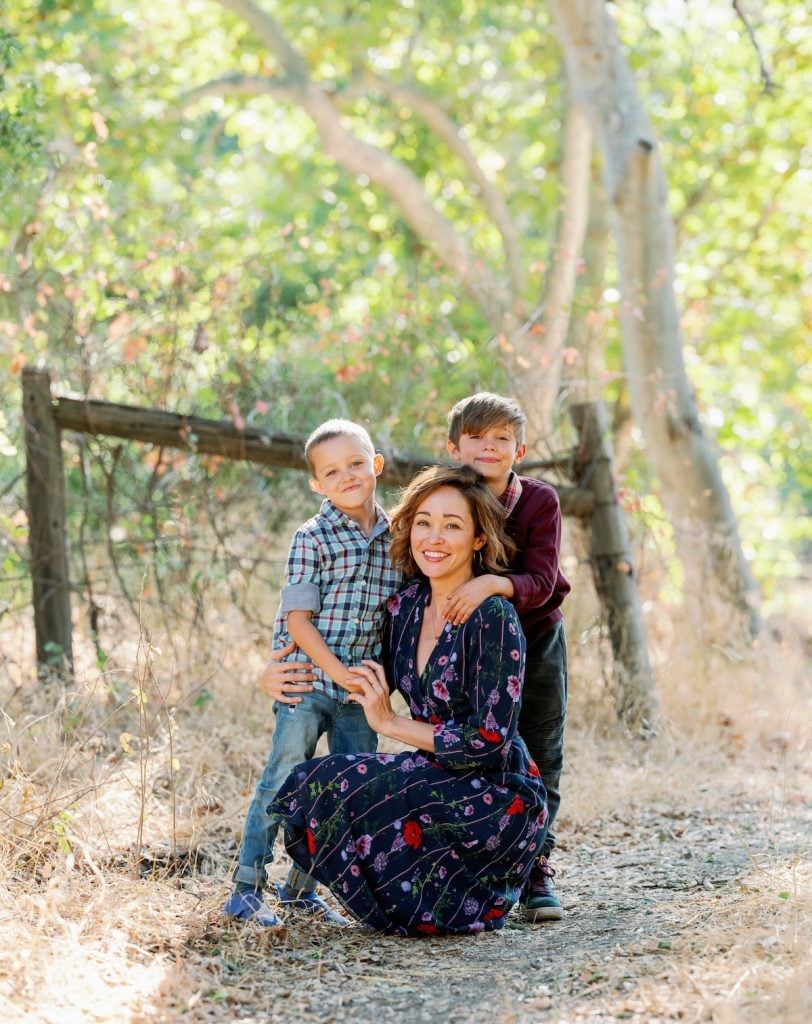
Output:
[389, 465, 515, 580]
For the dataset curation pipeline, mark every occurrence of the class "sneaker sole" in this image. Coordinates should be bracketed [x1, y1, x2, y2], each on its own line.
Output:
[523, 904, 565, 922]
[273, 886, 350, 926]
[226, 912, 285, 930]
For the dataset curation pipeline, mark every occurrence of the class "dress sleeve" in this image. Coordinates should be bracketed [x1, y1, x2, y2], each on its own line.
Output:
[432, 598, 526, 771]
[279, 529, 322, 614]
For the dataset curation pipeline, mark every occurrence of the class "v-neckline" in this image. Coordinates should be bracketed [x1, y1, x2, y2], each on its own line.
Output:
[415, 591, 448, 678]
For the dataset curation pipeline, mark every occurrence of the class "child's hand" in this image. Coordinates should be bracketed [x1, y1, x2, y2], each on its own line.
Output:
[258, 641, 316, 704]
[337, 669, 365, 695]
[443, 575, 506, 625]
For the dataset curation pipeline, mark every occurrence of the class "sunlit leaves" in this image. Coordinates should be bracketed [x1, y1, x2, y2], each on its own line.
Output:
[0, 0, 807, 604]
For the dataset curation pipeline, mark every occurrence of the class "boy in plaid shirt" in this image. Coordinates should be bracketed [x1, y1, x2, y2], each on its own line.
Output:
[224, 419, 402, 928]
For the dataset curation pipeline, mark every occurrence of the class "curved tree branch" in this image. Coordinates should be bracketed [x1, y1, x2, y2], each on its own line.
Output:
[363, 71, 526, 305]
[533, 100, 592, 437]
[732, 0, 776, 94]
[203, 0, 510, 327]
[212, 0, 309, 83]
[184, 72, 301, 106]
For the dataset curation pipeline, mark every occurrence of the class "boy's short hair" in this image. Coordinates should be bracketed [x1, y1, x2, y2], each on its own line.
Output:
[447, 392, 527, 447]
[304, 419, 376, 474]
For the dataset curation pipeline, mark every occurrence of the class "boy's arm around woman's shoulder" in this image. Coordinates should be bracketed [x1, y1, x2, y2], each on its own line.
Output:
[442, 573, 513, 626]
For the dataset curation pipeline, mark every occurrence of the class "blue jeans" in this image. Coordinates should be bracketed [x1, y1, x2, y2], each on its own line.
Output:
[233, 690, 378, 892]
[518, 621, 568, 859]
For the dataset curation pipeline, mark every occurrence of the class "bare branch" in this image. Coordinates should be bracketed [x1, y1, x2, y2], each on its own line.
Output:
[364, 72, 526, 303]
[533, 101, 592, 437]
[211, 0, 309, 83]
[184, 73, 301, 106]
[732, 0, 776, 94]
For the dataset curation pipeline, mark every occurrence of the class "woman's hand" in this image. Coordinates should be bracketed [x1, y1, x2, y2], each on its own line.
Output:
[258, 641, 316, 704]
[346, 661, 397, 734]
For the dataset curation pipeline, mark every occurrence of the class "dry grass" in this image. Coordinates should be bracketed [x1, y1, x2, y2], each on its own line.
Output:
[1, 594, 809, 1024]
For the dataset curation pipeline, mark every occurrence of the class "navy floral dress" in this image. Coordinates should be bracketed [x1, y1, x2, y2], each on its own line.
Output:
[269, 582, 548, 936]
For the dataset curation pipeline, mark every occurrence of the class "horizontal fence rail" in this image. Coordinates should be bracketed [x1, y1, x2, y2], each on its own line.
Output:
[51, 395, 595, 516]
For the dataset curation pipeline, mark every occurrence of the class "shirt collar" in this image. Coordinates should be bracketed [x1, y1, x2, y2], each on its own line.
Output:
[499, 471, 523, 516]
[321, 499, 390, 536]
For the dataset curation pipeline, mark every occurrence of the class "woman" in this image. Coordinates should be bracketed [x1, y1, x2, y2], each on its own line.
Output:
[269, 465, 548, 935]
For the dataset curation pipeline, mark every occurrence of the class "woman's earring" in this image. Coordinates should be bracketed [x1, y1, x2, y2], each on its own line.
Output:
[474, 548, 484, 572]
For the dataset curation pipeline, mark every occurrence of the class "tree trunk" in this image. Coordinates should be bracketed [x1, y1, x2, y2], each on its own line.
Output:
[547, 0, 760, 641]
[571, 401, 657, 734]
[565, 164, 609, 408]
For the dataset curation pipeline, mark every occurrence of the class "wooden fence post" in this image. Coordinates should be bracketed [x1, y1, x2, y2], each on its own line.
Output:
[570, 400, 657, 733]
[22, 367, 73, 673]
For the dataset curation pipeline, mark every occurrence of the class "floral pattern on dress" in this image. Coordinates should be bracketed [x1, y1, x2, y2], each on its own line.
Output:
[270, 582, 548, 936]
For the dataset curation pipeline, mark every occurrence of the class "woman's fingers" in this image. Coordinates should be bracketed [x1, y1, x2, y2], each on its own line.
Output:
[258, 651, 316, 702]
[348, 663, 382, 689]
[270, 640, 297, 661]
[358, 660, 387, 686]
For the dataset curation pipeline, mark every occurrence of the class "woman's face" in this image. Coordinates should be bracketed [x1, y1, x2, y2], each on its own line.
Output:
[410, 486, 485, 588]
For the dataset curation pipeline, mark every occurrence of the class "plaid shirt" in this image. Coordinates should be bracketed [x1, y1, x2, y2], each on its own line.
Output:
[500, 471, 523, 516]
[272, 500, 402, 701]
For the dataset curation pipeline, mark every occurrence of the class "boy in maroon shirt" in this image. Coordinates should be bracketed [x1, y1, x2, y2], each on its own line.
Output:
[444, 392, 570, 921]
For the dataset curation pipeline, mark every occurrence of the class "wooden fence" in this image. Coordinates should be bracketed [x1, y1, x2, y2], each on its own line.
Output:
[22, 366, 656, 730]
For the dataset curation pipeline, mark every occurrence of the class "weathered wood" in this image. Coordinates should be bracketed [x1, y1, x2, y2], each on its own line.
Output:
[52, 396, 594, 516]
[571, 401, 657, 733]
[22, 368, 73, 672]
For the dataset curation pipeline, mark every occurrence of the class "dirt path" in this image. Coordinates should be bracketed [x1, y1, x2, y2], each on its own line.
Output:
[132, 793, 810, 1024]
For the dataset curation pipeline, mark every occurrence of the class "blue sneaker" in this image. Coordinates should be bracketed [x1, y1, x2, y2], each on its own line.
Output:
[223, 889, 283, 928]
[274, 883, 350, 925]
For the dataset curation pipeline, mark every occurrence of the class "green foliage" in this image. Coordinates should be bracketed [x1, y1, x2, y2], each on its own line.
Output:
[0, 30, 41, 173]
[611, 1, 811, 584]
[0, 0, 808, 632]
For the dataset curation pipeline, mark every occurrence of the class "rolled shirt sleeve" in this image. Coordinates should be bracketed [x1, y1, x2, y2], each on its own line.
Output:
[279, 530, 322, 614]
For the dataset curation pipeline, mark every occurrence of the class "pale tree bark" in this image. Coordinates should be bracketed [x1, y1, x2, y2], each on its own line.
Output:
[197, 0, 590, 451]
[363, 80, 591, 448]
[565, 165, 609, 410]
[533, 101, 592, 444]
[547, 0, 760, 641]
[205, 0, 506, 324]
[358, 72, 526, 304]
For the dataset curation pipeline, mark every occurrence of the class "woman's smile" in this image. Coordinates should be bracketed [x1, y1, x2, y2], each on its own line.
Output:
[420, 548, 449, 561]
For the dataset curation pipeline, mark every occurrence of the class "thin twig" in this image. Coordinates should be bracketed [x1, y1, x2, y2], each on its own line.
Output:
[732, 0, 777, 93]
